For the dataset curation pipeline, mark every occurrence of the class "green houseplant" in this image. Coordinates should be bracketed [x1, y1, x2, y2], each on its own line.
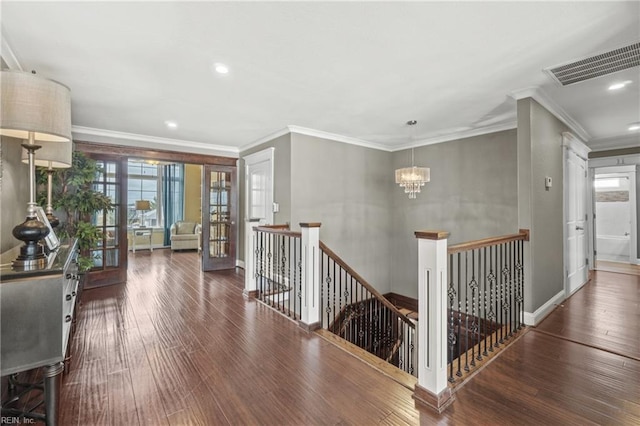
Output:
[37, 150, 113, 271]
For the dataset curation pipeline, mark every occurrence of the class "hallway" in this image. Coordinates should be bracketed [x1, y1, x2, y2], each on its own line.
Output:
[51, 251, 639, 425]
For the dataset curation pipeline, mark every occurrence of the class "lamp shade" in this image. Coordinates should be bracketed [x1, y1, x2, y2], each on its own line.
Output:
[136, 200, 151, 211]
[21, 140, 72, 168]
[0, 70, 72, 142]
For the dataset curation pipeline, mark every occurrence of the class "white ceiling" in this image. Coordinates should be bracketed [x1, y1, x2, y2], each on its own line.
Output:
[1, 1, 639, 155]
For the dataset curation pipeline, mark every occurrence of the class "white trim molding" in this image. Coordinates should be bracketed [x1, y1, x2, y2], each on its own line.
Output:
[588, 134, 640, 152]
[510, 87, 591, 143]
[288, 125, 392, 152]
[393, 122, 517, 151]
[236, 259, 245, 269]
[562, 132, 591, 160]
[523, 290, 565, 326]
[241, 123, 519, 154]
[243, 146, 275, 165]
[72, 126, 239, 157]
[241, 127, 292, 152]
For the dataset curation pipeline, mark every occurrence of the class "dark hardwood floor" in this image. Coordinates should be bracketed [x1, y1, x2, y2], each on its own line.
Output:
[50, 251, 639, 425]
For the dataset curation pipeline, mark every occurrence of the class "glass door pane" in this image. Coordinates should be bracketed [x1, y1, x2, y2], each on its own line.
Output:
[86, 156, 127, 287]
[203, 165, 236, 271]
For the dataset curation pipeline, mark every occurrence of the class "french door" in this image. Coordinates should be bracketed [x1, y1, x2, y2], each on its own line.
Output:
[88, 155, 128, 287]
[202, 165, 237, 271]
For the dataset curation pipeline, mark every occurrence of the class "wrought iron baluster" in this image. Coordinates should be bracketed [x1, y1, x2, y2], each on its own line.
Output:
[482, 246, 488, 358]
[464, 251, 470, 372]
[456, 252, 462, 378]
[292, 236, 297, 319]
[350, 275, 354, 347]
[495, 244, 504, 347]
[470, 249, 478, 367]
[287, 236, 292, 317]
[517, 240, 524, 330]
[510, 240, 515, 336]
[488, 245, 496, 352]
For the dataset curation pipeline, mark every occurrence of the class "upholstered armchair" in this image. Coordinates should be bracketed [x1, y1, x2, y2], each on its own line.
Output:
[170, 221, 201, 251]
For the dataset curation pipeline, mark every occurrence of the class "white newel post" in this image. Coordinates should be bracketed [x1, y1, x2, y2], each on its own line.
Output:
[243, 219, 261, 298]
[300, 222, 321, 330]
[413, 230, 454, 412]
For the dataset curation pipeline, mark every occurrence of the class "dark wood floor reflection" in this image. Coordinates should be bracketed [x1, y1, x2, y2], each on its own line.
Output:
[58, 252, 640, 425]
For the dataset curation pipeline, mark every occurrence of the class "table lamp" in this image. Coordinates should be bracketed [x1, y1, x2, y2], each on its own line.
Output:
[0, 70, 72, 268]
[135, 200, 151, 227]
[21, 140, 72, 228]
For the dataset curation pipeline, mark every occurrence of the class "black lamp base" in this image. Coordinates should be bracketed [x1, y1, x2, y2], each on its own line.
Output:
[12, 216, 50, 269]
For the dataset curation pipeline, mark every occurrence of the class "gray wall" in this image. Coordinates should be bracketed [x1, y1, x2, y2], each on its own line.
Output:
[289, 133, 394, 293]
[1, 136, 30, 253]
[390, 130, 519, 297]
[238, 133, 292, 261]
[518, 98, 568, 313]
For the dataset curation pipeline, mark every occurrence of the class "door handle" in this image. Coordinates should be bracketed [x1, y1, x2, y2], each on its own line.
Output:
[575, 226, 584, 231]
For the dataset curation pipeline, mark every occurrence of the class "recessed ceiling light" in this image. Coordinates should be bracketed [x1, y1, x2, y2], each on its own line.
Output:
[165, 120, 178, 129]
[214, 63, 229, 74]
[629, 123, 640, 131]
[608, 80, 632, 90]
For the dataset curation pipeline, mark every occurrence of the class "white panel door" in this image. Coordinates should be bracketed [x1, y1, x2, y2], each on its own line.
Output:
[243, 148, 274, 291]
[566, 148, 588, 295]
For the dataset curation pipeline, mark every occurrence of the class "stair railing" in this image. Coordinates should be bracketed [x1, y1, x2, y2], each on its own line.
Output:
[413, 229, 529, 413]
[248, 223, 416, 376]
[252, 225, 303, 320]
[446, 230, 529, 383]
[319, 243, 416, 376]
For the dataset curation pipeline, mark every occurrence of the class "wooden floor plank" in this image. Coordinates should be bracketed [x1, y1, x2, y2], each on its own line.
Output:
[46, 250, 640, 425]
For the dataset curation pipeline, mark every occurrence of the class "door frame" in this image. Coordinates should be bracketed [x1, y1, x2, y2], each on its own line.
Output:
[76, 141, 238, 279]
[592, 165, 638, 265]
[202, 164, 237, 271]
[243, 148, 274, 291]
[562, 132, 591, 297]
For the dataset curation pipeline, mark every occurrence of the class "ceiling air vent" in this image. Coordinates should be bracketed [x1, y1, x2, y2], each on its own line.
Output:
[546, 42, 640, 86]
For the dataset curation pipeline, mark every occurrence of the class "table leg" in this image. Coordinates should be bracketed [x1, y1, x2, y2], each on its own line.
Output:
[43, 362, 64, 426]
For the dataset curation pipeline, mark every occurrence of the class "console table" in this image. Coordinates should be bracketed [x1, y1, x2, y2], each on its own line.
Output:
[0, 240, 80, 426]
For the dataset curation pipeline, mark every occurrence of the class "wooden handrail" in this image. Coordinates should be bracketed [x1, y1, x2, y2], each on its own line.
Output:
[447, 229, 530, 254]
[319, 241, 415, 328]
[254, 224, 302, 238]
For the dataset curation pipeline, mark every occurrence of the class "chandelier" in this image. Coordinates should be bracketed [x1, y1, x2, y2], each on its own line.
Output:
[395, 120, 430, 199]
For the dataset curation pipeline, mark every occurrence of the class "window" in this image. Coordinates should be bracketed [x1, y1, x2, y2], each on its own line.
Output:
[126, 160, 185, 232]
[127, 161, 160, 227]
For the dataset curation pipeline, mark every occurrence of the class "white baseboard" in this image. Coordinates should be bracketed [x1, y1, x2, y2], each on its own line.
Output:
[523, 290, 565, 326]
[236, 259, 246, 269]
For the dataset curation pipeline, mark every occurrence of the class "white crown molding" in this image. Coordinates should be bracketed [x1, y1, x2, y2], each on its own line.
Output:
[287, 125, 392, 152]
[241, 123, 519, 154]
[239, 127, 291, 152]
[1, 33, 23, 71]
[587, 133, 640, 152]
[390, 121, 517, 151]
[240, 125, 392, 153]
[72, 126, 239, 157]
[510, 86, 591, 142]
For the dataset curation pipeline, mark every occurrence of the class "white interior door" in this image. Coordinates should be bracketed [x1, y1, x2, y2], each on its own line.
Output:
[563, 134, 590, 296]
[243, 148, 274, 288]
[245, 148, 274, 227]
